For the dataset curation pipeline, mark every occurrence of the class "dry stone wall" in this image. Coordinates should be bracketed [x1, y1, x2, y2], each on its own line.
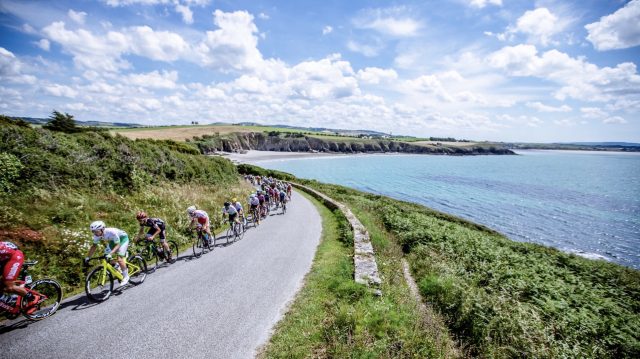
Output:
[292, 183, 382, 292]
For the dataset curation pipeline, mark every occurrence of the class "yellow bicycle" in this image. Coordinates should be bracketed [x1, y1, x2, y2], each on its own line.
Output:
[84, 254, 147, 302]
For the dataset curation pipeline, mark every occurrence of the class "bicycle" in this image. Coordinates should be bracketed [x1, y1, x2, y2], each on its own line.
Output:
[250, 207, 260, 228]
[281, 200, 287, 214]
[84, 254, 147, 302]
[134, 238, 179, 272]
[0, 260, 62, 321]
[190, 226, 214, 258]
[224, 219, 244, 243]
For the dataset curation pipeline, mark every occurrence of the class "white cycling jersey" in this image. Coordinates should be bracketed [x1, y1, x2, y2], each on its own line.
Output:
[234, 202, 243, 211]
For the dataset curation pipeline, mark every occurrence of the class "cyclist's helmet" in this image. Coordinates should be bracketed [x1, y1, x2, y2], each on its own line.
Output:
[224, 201, 230, 207]
[187, 206, 196, 215]
[90, 220, 106, 232]
[250, 194, 256, 198]
[136, 211, 147, 220]
[232, 198, 237, 203]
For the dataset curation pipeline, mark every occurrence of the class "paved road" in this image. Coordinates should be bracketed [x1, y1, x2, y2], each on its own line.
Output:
[0, 190, 321, 359]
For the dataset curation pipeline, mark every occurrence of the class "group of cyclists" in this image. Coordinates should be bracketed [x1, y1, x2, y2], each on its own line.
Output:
[1, 178, 294, 312]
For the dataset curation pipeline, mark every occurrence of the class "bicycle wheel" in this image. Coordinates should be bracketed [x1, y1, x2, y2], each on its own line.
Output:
[282, 203, 287, 214]
[85, 266, 114, 302]
[207, 232, 215, 251]
[193, 235, 204, 258]
[226, 227, 234, 244]
[167, 241, 179, 263]
[235, 222, 244, 241]
[127, 255, 147, 285]
[22, 279, 62, 321]
[138, 242, 159, 273]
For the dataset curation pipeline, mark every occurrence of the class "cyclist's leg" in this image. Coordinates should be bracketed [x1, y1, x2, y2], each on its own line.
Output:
[2, 251, 26, 296]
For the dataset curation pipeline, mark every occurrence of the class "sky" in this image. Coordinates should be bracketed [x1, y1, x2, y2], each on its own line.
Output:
[0, 0, 639, 142]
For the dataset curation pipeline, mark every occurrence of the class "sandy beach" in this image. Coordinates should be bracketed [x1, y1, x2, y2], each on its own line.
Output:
[217, 150, 348, 164]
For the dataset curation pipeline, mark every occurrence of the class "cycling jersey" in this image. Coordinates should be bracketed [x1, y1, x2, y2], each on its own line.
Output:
[258, 194, 265, 204]
[250, 197, 260, 206]
[190, 210, 209, 225]
[279, 191, 286, 200]
[140, 218, 166, 240]
[93, 228, 130, 257]
[222, 206, 238, 215]
[1, 242, 24, 282]
[234, 202, 243, 212]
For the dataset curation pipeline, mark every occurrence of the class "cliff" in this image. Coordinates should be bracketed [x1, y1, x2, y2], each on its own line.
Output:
[193, 132, 515, 155]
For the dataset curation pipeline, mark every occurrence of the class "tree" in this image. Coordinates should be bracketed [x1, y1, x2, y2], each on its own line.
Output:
[43, 110, 80, 133]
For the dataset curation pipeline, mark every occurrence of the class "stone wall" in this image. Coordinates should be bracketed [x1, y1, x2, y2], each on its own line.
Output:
[291, 183, 382, 293]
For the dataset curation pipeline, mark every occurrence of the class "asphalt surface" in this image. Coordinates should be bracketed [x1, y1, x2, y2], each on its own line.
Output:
[0, 190, 321, 359]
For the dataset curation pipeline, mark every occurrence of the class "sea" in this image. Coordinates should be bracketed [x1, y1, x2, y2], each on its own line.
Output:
[255, 150, 640, 269]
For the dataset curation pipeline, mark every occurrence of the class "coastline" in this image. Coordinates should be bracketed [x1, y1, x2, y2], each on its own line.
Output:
[217, 150, 410, 164]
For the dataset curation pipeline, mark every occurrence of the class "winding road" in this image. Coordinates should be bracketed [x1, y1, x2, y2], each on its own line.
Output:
[0, 190, 322, 359]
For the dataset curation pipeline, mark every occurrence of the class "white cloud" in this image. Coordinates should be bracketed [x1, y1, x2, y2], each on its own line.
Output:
[585, 0, 640, 51]
[258, 13, 269, 20]
[128, 26, 190, 61]
[487, 44, 640, 103]
[175, 4, 193, 24]
[287, 55, 360, 100]
[468, 0, 502, 8]
[36, 39, 50, 51]
[497, 8, 568, 46]
[21, 23, 38, 35]
[0, 47, 37, 84]
[127, 70, 178, 89]
[603, 116, 627, 124]
[353, 7, 421, 37]
[68, 9, 87, 25]
[195, 10, 263, 71]
[347, 40, 383, 57]
[580, 107, 608, 119]
[526, 101, 572, 112]
[44, 84, 79, 98]
[357, 67, 398, 84]
[405, 75, 454, 102]
[322, 26, 333, 35]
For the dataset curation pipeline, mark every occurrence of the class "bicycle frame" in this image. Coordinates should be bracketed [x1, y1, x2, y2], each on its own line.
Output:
[0, 280, 27, 315]
[92, 257, 142, 286]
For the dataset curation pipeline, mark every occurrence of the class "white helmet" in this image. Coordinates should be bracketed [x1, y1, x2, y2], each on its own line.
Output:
[250, 194, 256, 198]
[187, 206, 197, 215]
[90, 220, 105, 231]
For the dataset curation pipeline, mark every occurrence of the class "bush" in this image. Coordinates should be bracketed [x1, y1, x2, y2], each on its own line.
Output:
[0, 152, 23, 193]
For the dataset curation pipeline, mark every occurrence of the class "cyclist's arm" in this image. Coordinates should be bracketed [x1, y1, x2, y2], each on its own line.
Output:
[109, 242, 120, 257]
[149, 224, 161, 239]
[87, 243, 97, 258]
[137, 226, 145, 239]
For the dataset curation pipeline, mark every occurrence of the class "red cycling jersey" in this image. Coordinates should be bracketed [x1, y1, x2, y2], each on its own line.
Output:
[1, 241, 24, 282]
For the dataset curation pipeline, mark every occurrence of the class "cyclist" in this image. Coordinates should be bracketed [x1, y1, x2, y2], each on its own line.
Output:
[286, 182, 292, 199]
[249, 194, 260, 224]
[279, 188, 287, 209]
[222, 202, 240, 231]
[1, 241, 42, 311]
[232, 198, 246, 226]
[136, 211, 172, 262]
[187, 206, 212, 241]
[258, 190, 267, 217]
[85, 221, 130, 287]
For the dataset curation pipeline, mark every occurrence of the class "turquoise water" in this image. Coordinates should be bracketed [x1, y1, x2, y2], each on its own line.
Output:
[257, 150, 640, 269]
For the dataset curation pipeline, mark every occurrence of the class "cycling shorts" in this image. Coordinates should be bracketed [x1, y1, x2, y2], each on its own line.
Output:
[228, 213, 237, 222]
[1, 250, 24, 282]
[146, 229, 166, 242]
[106, 235, 129, 258]
[250, 204, 258, 210]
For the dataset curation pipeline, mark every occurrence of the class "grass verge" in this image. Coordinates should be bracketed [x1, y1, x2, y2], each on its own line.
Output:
[297, 181, 640, 358]
[260, 191, 458, 358]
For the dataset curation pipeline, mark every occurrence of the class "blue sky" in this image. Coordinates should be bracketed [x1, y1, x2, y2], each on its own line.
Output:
[1, 0, 639, 142]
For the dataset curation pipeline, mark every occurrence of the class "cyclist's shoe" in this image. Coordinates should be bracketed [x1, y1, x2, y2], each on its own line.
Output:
[119, 275, 130, 287]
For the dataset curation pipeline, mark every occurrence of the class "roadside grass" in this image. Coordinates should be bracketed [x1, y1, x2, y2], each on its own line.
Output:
[299, 182, 640, 358]
[2, 180, 255, 298]
[261, 191, 458, 358]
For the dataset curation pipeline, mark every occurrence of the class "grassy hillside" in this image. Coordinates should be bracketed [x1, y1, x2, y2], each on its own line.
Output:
[239, 165, 640, 358]
[0, 119, 248, 295]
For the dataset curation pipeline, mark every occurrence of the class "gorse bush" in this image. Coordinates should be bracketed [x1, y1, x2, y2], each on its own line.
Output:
[0, 123, 237, 194]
